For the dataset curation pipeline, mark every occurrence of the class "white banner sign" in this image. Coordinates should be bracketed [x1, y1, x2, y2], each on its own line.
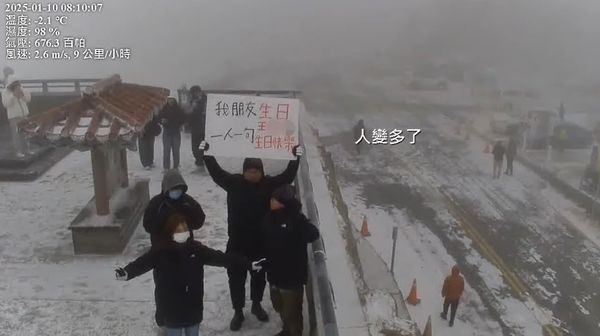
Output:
[204, 94, 300, 160]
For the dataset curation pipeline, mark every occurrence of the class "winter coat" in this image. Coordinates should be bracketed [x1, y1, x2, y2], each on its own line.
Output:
[123, 239, 250, 328]
[158, 102, 186, 135]
[203, 156, 300, 256]
[188, 94, 207, 136]
[262, 198, 320, 289]
[142, 116, 161, 139]
[492, 144, 505, 161]
[506, 138, 517, 157]
[2, 75, 30, 120]
[442, 266, 465, 301]
[143, 170, 205, 245]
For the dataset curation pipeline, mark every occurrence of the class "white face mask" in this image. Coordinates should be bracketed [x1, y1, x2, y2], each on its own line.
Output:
[173, 231, 190, 244]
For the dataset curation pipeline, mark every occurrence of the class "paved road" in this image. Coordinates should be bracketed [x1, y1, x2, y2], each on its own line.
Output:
[315, 107, 600, 336]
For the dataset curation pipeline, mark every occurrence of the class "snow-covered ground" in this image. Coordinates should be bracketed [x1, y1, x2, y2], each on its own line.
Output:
[0, 133, 297, 336]
[308, 80, 600, 335]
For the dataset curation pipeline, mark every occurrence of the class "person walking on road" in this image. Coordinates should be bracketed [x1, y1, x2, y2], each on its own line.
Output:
[505, 137, 517, 176]
[198, 140, 303, 331]
[262, 184, 320, 336]
[353, 119, 366, 154]
[159, 97, 186, 171]
[115, 212, 262, 336]
[492, 140, 505, 179]
[138, 114, 161, 170]
[440, 265, 465, 327]
[143, 169, 205, 246]
[188, 86, 207, 170]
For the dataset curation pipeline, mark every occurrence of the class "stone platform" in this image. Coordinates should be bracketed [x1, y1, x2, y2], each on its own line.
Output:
[68, 179, 150, 254]
[0, 126, 72, 181]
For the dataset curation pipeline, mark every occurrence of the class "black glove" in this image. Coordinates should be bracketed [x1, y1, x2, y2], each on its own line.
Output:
[292, 145, 303, 157]
[198, 141, 209, 151]
[115, 267, 128, 281]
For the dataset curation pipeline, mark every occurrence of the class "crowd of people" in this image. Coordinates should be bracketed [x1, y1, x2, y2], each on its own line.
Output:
[116, 136, 318, 336]
[491, 137, 518, 179]
[137, 85, 208, 172]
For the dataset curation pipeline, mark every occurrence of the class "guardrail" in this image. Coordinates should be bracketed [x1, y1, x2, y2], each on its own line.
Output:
[0, 78, 101, 96]
[295, 124, 340, 336]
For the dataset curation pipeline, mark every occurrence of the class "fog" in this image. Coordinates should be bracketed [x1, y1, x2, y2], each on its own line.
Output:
[4, 0, 600, 92]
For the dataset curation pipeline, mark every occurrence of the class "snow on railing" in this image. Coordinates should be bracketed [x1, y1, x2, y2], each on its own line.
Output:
[0, 78, 101, 95]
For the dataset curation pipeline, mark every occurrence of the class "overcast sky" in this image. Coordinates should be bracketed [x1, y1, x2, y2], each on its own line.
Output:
[3, 0, 599, 92]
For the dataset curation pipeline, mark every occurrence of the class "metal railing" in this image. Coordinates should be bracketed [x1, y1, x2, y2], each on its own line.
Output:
[0, 78, 101, 96]
[295, 124, 340, 336]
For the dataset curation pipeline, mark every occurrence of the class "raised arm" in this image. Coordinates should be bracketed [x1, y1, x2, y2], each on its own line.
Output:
[203, 155, 236, 191]
[268, 159, 300, 188]
[22, 89, 31, 104]
[123, 249, 157, 279]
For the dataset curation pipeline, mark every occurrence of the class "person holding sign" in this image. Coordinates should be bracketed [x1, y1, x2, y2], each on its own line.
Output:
[198, 140, 303, 331]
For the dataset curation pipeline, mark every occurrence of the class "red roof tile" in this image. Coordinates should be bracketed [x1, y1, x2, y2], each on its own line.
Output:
[21, 75, 169, 147]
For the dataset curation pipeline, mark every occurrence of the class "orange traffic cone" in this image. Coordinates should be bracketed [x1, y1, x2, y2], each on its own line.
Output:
[422, 316, 432, 336]
[360, 215, 371, 237]
[406, 279, 421, 305]
[484, 143, 491, 153]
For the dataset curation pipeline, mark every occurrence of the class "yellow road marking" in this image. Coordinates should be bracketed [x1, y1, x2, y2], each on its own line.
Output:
[388, 152, 565, 334]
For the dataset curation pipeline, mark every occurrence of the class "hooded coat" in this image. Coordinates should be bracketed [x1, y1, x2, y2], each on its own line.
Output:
[203, 156, 300, 256]
[442, 266, 465, 301]
[123, 238, 250, 328]
[158, 99, 186, 135]
[143, 170, 205, 245]
[2, 75, 30, 120]
[262, 185, 320, 289]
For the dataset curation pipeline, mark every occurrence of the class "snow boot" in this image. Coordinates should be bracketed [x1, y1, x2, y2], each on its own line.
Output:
[251, 301, 269, 322]
[230, 310, 244, 331]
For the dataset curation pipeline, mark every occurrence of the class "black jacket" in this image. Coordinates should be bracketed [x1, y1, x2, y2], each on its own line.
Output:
[143, 170, 205, 245]
[141, 116, 161, 139]
[188, 94, 207, 136]
[203, 156, 300, 255]
[262, 199, 320, 289]
[159, 103, 186, 135]
[123, 240, 249, 328]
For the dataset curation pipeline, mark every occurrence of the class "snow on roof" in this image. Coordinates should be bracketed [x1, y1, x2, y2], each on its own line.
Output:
[20, 74, 169, 148]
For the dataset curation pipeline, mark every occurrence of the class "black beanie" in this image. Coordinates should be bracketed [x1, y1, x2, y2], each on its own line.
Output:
[243, 158, 264, 172]
[272, 184, 296, 206]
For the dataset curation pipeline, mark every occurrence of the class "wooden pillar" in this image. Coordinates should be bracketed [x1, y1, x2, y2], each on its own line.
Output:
[91, 146, 110, 215]
[120, 147, 129, 188]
